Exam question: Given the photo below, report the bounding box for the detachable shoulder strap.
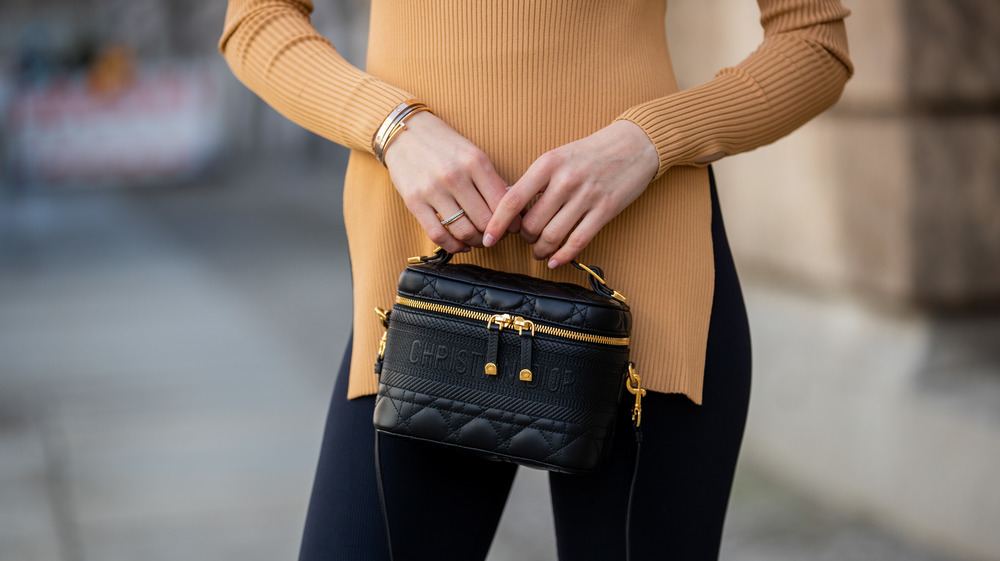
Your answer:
[624,363,645,561]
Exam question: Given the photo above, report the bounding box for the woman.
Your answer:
[219,1,852,559]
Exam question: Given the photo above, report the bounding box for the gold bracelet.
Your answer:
[378,104,424,153]
[374,103,429,163]
[377,106,432,165]
[372,99,421,156]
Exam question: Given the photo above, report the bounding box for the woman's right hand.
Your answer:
[383,111,516,254]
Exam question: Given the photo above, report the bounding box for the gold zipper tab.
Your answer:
[512,316,535,336]
[487,313,512,331]
[394,295,628,346]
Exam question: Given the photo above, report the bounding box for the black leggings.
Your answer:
[299,169,752,561]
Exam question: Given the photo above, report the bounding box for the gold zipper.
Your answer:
[394,295,629,346]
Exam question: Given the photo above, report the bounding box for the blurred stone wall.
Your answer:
[668,0,1000,310]
[904,2,1000,307]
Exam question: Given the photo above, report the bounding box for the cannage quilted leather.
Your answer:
[373,260,632,473]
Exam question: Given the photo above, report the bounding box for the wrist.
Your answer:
[611,120,658,182]
[372,100,433,165]
[382,111,437,167]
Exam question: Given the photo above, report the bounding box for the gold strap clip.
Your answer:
[625,363,646,428]
[375,307,390,360]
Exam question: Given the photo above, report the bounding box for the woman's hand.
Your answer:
[383,111,515,254]
[482,120,658,268]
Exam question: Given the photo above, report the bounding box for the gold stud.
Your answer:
[485,363,497,375]
[519,369,532,382]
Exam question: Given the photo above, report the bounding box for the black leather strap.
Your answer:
[414,247,624,302]
[412,247,453,265]
[518,335,532,382]
[485,327,500,375]
[374,432,395,561]
[625,424,643,561]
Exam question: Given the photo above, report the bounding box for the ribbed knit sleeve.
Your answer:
[218,0,416,154]
[617,0,853,180]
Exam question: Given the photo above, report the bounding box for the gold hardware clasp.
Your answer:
[487,313,512,330]
[375,307,389,327]
[377,332,387,361]
[625,363,646,427]
[512,317,535,336]
[374,307,390,360]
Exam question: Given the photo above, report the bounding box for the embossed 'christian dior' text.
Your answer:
[407,339,575,393]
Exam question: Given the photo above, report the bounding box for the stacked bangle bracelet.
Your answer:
[372,100,433,166]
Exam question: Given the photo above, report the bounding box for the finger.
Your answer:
[530,199,587,260]
[518,184,568,246]
[443,216,483,247]
[469,161,522,235]
[484,166,549,246]
[468,156,508,214]
[451,186,493,235]
[547,211,608,269]
[430,182,483,246]
[436,204,483,247]
[413,204,468,254]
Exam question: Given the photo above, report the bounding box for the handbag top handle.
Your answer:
[408,247,627,303]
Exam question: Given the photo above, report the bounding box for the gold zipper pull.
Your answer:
[485,327,500,375]
[518,333,533,382]
[487,313,512,331]
[512,317,535,336]
[484,314,508,375]
[511,317,535,382]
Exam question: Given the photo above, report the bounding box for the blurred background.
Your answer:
[0,0,997,560]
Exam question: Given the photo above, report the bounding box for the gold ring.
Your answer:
[440,209,466,226]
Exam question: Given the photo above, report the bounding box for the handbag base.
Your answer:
[374,375,621,473]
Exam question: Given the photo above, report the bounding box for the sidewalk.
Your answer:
[0,159,965,561]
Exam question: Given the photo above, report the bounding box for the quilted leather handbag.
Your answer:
[372,248,645,473]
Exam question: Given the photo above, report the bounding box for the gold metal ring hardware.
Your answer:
[375,307,389,327]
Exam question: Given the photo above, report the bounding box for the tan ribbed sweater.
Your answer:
[220,0,852,403]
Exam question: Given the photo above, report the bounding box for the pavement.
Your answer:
[0,155,968,560]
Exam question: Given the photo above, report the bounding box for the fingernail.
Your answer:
[505,185,513,191]
[483,233,496,247]
[548,258,559,269]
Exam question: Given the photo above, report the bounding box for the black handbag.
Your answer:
[372,248,646,474]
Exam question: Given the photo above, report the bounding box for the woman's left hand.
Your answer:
[482,120,659,268]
